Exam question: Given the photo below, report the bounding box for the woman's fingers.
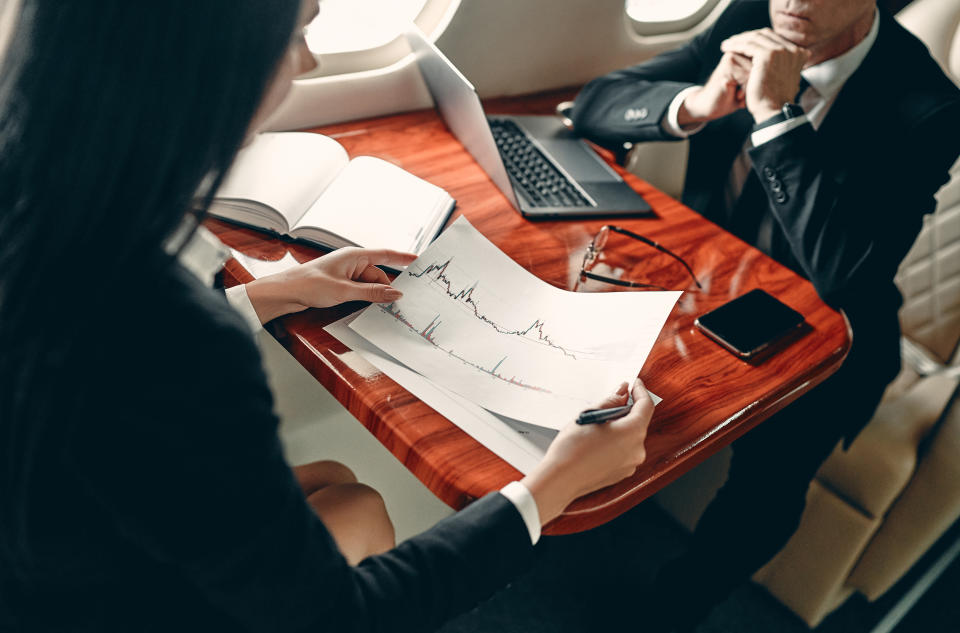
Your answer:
[358,249,418,270]
[357,265,390,285]
[591,381,630,410]
[630,378,655,412]
[611,379,655,433]
[344,281,403,303]
[587,378,654,414]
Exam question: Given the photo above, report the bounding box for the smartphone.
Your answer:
[694,289,805,359]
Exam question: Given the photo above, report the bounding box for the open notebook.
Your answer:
[210,132,455,254]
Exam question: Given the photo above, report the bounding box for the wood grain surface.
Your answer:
[209,88,850,534]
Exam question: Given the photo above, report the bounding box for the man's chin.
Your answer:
[772,23,814,47]
[773,11,816,41]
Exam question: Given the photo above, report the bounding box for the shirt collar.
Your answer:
[801,7,879,102]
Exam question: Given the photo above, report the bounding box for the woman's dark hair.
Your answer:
[0,0,302,570]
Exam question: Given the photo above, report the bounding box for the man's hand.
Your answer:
[677,52,750,127]
[520,379,655,525]
[244,248,418,324]
[720,28,811,123]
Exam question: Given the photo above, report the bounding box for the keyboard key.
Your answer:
[488,119,590,208]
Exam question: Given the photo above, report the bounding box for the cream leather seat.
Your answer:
[654,0,960,626]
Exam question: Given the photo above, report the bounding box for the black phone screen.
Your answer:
[695,289,804,357]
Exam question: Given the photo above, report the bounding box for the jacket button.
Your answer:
[770,180,783,193]
[774,191,788,204]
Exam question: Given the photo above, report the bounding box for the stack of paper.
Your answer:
[325,217,680,473]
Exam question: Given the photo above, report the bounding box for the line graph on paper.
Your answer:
[379,302,551,393]
[349,217,681,430]
[403,257,596,361]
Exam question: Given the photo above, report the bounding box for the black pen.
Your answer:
[576,394,635,425]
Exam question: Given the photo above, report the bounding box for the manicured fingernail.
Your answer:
[385,289,403,300]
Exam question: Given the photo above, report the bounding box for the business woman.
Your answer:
[0,2,654,631]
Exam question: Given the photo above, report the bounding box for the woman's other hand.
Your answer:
[244,247,417,324]
[520,379,655,526]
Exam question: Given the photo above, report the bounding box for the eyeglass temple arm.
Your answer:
[580,270,668,291]
[606,225,703,289]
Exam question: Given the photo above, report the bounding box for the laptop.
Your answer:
[404,27,651,219]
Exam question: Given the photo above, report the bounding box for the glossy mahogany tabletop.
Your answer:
[208,88,850,534]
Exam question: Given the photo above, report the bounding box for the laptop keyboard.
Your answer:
[488,119,592,208]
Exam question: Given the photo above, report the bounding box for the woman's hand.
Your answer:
[520,379,654,526]
[244,248,418,324]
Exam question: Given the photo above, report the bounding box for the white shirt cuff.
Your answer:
[751,114,810,147]
[225,284,263,333]
[499,481,541,546]
[662,86,706,138]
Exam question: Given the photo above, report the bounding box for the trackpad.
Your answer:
[510,115,621,182]
[540,138,621,181]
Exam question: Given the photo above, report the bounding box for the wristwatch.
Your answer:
[753,102,805,132]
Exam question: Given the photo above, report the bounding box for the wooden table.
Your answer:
[209,88,850,534]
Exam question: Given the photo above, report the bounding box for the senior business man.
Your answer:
[573,0,960,629]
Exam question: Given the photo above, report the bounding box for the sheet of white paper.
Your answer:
[326,313,662,475]
[326,313,549,474]
[349,217,680,429]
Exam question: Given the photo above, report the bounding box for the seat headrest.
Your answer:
[897,0,960,84]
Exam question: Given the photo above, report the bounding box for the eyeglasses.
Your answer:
[576,225,703,291]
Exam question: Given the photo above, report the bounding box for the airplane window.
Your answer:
[625,0,726,35]
[626,0,712,22]
[306,0,429,54]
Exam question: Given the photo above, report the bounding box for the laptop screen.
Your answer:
[404,26,520,210]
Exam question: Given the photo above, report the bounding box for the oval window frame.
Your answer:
[295,0,457,80]
[626,0,728,37]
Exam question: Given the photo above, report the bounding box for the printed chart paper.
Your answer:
[327,313,552,474]
[349,217,680,429]
[328,313,661,474]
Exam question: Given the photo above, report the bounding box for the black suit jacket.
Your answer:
[572,0,960,437]
[0,259,533,633]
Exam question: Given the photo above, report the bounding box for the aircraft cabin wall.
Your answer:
[265,0,735,132]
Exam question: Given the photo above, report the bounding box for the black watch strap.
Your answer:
[753,102,806,132]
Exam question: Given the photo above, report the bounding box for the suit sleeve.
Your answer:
[570,19,726,154]
[67,297,534,633]
[746,102,960,312]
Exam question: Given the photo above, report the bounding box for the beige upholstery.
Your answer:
[655,0,960,627]
[747,366,960,625]
[898,0,960,85]
[896,150,960,363]
[848,396,960,598]
[815,372,959,519]
[753,481,879,624]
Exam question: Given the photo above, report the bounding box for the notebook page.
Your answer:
[216,132,349,230]
[295,156,451,252]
